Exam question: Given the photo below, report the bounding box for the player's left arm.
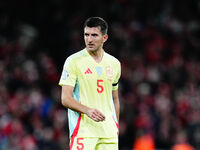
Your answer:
[112,60,121,123]
[112,89,120,123]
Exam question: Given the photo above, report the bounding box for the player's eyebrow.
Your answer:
[84,33,99,36]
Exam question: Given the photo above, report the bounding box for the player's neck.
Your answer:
[87,49,104,63]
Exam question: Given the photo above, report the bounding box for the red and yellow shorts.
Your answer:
[70,136,118,150]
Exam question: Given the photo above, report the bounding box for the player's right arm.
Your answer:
[61,85,105,122]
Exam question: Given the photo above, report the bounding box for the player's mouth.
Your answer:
[88,44,94,48]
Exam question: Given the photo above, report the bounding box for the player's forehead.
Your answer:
[84,26,102,34]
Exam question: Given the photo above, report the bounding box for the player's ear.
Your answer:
[103,34,108,43]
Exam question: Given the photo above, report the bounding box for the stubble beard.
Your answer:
[87,46,98,52]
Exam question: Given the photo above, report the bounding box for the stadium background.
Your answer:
[0,0,200,149]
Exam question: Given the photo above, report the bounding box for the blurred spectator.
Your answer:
[171,130,195,150]
[133,130,155,150]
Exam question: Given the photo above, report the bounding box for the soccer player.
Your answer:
[59,17,121,150]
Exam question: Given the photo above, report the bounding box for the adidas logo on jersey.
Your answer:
[85,68,92,74]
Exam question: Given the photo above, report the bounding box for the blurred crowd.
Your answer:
[1,0,200,150]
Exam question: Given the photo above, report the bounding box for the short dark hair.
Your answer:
[84,17,108,35]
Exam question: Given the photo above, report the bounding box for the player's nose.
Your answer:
[88,35,93,42]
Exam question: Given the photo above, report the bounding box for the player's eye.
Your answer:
[92,34,98,37]
[84,33,89,37]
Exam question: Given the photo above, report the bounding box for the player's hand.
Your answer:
[86,108,105,122]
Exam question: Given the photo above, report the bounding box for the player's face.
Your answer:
[84,26,108,52]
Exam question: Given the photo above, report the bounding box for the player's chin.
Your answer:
[87,47,96,52]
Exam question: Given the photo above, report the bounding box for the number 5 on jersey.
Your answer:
[97,80,104,93]
[77,138,84,150]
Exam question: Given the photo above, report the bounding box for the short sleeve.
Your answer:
[59,57,77,87]
[112,61,121,91]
